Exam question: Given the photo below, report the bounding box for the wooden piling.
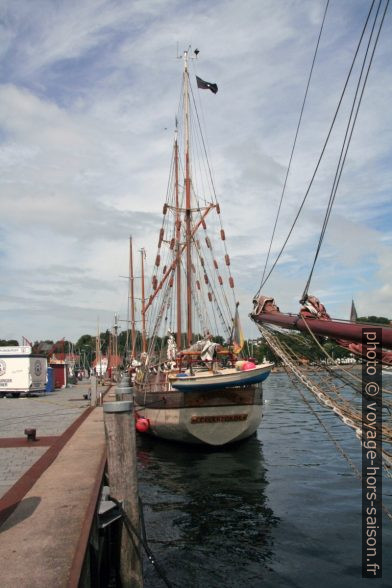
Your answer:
[90,375,97,406]
[115,377,133,402]
[103,401,143,587]
[116,390,133,402]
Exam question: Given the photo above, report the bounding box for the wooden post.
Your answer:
[115,375,133,402]
[90,375,97,406]
[103,401,143,587]
[116,390,133,402]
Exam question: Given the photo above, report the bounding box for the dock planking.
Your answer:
[0,382,112,587]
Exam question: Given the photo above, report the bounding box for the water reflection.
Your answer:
[137,434,279,587]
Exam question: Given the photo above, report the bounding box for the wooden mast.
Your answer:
[174,122,182,349]
[143,205,215,314]
[140,248,147,353]
[108,329,112,370]
[129,237,136,359]
[96,318,101,376]
[184,49,192,346]
[113,313,118,372]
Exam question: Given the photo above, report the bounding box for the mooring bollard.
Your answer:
[103,400,143,587]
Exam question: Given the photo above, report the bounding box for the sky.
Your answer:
[0,0,391,344]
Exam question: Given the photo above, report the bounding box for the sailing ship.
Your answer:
[131,48,273,446]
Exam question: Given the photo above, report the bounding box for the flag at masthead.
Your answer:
[196,76,218,94]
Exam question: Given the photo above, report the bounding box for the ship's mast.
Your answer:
[129,236,136,358]
[183,49,192,346]
[140,248,147,353]
[113,313,118,367]
[174,122,182,349]
[96,318,101,376]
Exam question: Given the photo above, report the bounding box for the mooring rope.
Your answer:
[109,495,175,588]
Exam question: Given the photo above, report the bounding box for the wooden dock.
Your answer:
[0,382,113,587]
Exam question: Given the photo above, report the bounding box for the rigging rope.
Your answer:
[301,0,390,300]
[255,0,377,296]
[260,0,330,288]
[145,62,238,349]
[282,365,392,521]
[300,313,392,398]
[109,496,175,588]
[190,81,237,310]
[256,323,392,471]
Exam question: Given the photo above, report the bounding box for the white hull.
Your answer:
[135,383,264,445]
[137,404,263,445]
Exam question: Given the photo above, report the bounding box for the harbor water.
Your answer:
[137,372,392,587]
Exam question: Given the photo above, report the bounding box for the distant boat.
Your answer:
[132,48,272,446]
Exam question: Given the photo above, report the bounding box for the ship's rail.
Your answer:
[133,383,262,409]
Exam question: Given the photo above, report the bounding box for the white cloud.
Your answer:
[0,0,391,343]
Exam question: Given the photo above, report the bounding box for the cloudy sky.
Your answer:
[0,0,391,344]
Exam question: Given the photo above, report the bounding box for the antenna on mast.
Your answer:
[178,45,199,62]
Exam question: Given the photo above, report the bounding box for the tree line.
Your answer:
[1,315,390,366]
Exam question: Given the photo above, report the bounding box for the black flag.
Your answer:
[196,76,218,94]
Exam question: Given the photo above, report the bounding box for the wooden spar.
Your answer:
[175,127,182,349]
[143,204,215,314]
[251,312,392,349]
[184,49,192,346]
[140,248,147,353]
[129,237,136,358]
[113,313,119,372]
[108,330,112,369]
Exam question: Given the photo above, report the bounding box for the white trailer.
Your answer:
[0,346,47,398]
